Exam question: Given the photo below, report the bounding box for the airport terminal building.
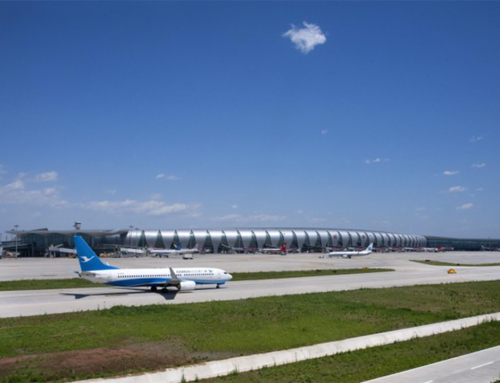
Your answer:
[5,228,427,257]
[4,228,500,257]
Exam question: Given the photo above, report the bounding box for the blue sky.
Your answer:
[0,1,499,238]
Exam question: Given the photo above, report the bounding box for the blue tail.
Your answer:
[175,242,182,251]
[74,236,118,272]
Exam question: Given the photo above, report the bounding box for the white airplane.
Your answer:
[327,243,374,258]
[261,243,287,254]
[74,236,232,292]
[149,243,200,257]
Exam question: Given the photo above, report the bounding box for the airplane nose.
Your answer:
[228,273,233,280]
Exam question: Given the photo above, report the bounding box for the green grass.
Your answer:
[411,259,500,267]
[2,281,500,358]
[0,268,393,291]
[2,280,500,381]
[230,268,393,281]
[209,321,500,382]
[0,278,97,291]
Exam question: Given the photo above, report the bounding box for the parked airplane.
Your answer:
[261,243,287,254]
[74,236,232,292]
[327,243,374,258]
[149,243,199,257]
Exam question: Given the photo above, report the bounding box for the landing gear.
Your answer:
[216,284,220,289]
[150,286,157,292]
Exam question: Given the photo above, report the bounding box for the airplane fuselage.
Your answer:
[327,244,373,258]
[81,267,231,288]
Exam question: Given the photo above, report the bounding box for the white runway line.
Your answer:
[470,361,494,370]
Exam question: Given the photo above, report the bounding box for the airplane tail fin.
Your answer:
[175,243,182,251]
[367,243,374,252]
[74,236,118,272]
[280,242,287,252]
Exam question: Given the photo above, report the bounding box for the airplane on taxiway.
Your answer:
[74,236,232,292]
[327,243,374,259]
[261,243,288,254]
[148,243,200,257]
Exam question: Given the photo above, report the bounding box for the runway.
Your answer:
[1,263,500,318]
[365,345,500,383]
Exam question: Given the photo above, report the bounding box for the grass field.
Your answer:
[208,321,500,383]
[0,268,393,291]
[1,280,500,381]
[411,259,500,267]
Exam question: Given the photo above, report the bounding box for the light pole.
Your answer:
[14,225,19,257]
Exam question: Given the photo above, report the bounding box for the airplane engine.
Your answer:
[343,254,351,259]
[178,281,196,291]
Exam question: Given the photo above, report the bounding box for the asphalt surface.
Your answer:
[1,252,500,317]
[1,250,500,281]
[364,345,500,383]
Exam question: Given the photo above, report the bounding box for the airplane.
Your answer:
[149,243,200,258]
[421,246,442,253]
[327,243,373,258]
[261,243,287,255]
[74,236,232,292]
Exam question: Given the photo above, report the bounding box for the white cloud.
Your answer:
[456,203,473,210]
[365,158,389,165]
[297,210,304,214]
[469,135,484,143]
[35,171,58,182]
[471,163,486,168]
[283,22,326,54]
[447,186,466,193]
[231,205,238,210]
[476,187,484,192]
[156,173,179,181]
[84,199,193,216]
[0,179,68,208]
[443,171,459,176]
[104,188,117,195]
[321,129,328,135]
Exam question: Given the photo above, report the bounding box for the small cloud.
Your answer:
[84,199,194,216]
[283,22,326,54]
[471,163,486,168]
[456,203,473,210]
[443,171,459,176]
[105,188,117,195]
[297,210,304,214]
[476,187,484,192]
[469,135,484,143]
[35,171,58,182]
[447,186,466,193]
[231,205,238,210]
[156,174,179,181]
[321,129,328,135]
[365,158,389,165]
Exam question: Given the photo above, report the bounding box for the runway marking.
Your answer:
[470,361,494,370]
[423,380,433,383]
